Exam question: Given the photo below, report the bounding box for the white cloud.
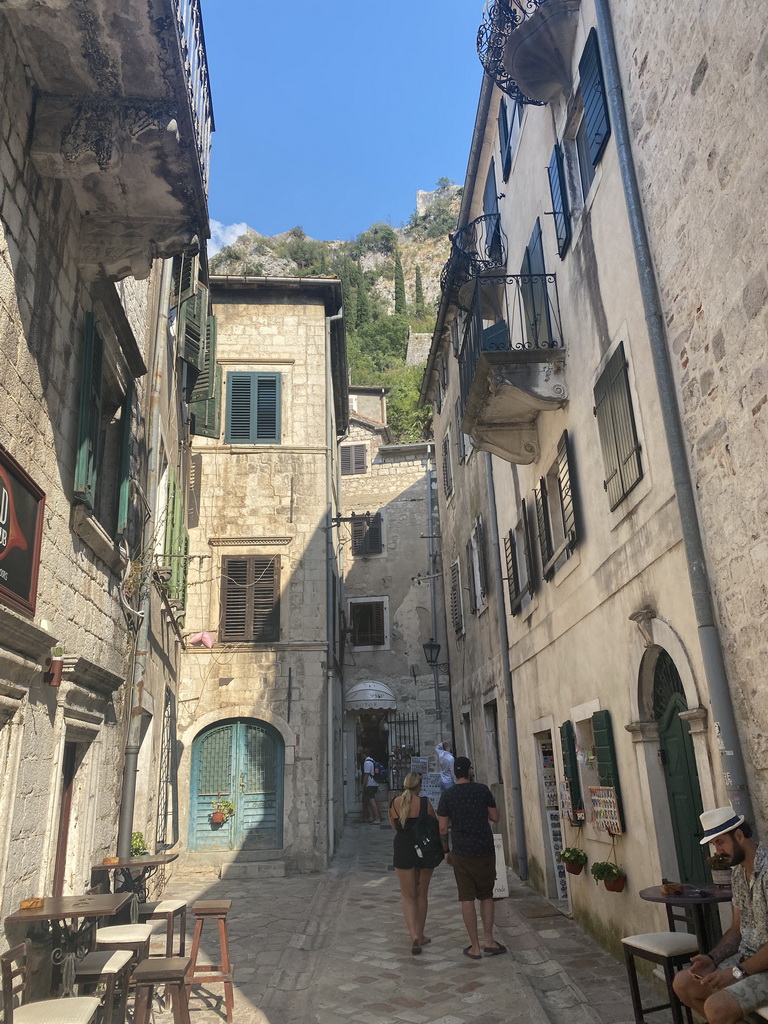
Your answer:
[208,219,250,257]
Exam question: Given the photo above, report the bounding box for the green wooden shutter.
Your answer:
[226,372,254,443]
[189,315,217,405]
[556,430,577,550]
[190,363,222,439]
[534,477,553,576]
[170,253,198,308]
[547,143,571,259]
[116,382,133,537]
[178,282,208,373]
[255,374,281,443]
[74,313,103,510]
[594,343,642,510]
[578,28,611,167]
[498,99,512,182]
[592,709,625,832]
[559,720,584,822]
[520,498,534,596]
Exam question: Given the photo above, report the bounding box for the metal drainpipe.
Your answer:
[594,0,751,817]
[326,311,343,857]
[426,446,444,736]
[117,258,172,859]
[485,452,528,879]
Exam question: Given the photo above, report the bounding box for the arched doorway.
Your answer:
[652,651,709,883]
[190,718,284,852]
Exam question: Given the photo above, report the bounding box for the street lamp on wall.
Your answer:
[423,638,441,667]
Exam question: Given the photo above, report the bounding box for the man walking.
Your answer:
[674,806,768,1023]
[361,749,381,824]
[437,756,507,959]
[436,740,455,792]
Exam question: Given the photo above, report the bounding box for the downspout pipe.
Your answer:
[117,258,172,859]
[485,452,528,879]
[594,0,751,818]
[326,310,343,857]
[425,445,446,740]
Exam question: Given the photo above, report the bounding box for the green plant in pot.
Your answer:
[590,860,626,892]
[210,796,236,825]
[130,832,149,857]
[558,847,588,875]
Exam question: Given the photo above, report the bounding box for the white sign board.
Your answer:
[420,772,442,806]
[546,809,568,899]
[492,834,509,898]
[410,757,429,776]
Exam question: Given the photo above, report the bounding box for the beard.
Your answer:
[726,842,746,866]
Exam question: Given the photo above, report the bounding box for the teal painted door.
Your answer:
[190,719,283,851]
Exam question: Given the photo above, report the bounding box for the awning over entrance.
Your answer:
[345,680,397,711]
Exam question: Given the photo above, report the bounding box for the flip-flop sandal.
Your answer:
[411,941,422,955]
[463,946,482,960]
[419,938,431,945]
[483,944,508,955]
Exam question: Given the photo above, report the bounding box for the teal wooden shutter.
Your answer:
[225,372,281,444]
[226,373,254,443]
[116,382,133,537]
[74,313,103,509]
[559,720,584,822]
[593,343,642,509]
[178,282,208,373]
[547,143,571,259]
[592,709,625,831]
[578,28,611,167]
[191,363,222,439]
[255,374,281,443]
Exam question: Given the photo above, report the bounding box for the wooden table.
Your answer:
[92,853,179,903]
[5,892,132,994]
[639,884,732,952]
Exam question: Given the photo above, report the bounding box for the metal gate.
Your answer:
[387,713,420,792]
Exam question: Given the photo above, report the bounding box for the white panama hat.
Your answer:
[699,805,745,845]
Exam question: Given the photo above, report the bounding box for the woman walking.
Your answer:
[389,772,441,955]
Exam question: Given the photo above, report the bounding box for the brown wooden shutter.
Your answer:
[466,540,477,613]
[365,513,383,555]
[504,528,520,609]
[534,477,553,576]
[252,556,280,642]
[220,557,249,642]
[450,562,463,633]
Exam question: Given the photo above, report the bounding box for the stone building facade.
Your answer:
[0,0,212,933]
[178,276,349,875]
[340,388,450,812]
[422,0,753,955]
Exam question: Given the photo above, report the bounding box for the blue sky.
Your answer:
[203,0,484,252]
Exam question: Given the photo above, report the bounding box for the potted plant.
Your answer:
[590,860,626,892]
[708,853,732,886]
[210,796,236,825]
[558,847,588,875]
[130,832,149,857]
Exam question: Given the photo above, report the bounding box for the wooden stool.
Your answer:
[138,899,187,957]
[622,932,697,1024]
[188,900,234,1023]
[133,957,191,1024]
[75,949,133,1024]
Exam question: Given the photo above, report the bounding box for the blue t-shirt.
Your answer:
[437,781,496,857]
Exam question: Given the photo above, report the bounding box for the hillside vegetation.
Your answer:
[209,182,461,442]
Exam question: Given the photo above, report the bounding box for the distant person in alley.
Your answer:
[438,756,507,960]
[361,749,381,824]
[436,740,455,791]
[674,805,768,1023]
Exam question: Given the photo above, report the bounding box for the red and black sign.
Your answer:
[0,444,45,617]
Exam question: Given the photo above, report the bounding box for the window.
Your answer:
[220,555,280,643]
[466,516,489,614]
[559,719,585,823]
[348,598,388,648]
[340,444,367,476]
[534,431,578,580]
[225,372,282,444]
[547,143,571,259]
[560,709,624,832]
[189,315,221,439]
[504,499,534,615]
[484,701,502,783]
[571,28,611,204]
[449,560,464,635]
[520,220,553,349]
[455,400,471,463]
[498,95,523,182]
[74,312,133,539]
[441,433,453,497]
[351,513,383,556]
[594,342,643,509]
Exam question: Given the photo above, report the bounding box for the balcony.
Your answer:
[458,274,567,464]
[2,0,212,280]
[440,213,507,312]
[477,0,581,104]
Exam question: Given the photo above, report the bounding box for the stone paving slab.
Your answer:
[141,822,674,1024]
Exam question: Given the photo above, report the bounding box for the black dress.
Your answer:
[392,796,428,870]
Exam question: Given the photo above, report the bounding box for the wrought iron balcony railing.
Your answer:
[459,273,564,416]
[174,0,213,196]
[440,213,507,312]
[477,0,548,104]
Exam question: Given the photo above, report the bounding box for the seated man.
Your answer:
[674,806,768,1024]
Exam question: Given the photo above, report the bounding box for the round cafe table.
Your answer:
[639,884,732,952]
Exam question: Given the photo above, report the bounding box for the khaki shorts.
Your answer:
[450,853,496,901]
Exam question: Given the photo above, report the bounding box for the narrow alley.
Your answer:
[157,822,672,1024]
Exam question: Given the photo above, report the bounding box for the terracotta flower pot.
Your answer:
[211,811,225,824]
[565,861,585,875]
[604,877,626,892]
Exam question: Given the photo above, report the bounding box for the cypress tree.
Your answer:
[355,262,371,327]
[394,249,406,315]
[414,264,425,315]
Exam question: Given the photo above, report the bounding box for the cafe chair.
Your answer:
[94,922,152,966]
[0,941,101,1024]
[74,949,133,1024]
[137,898,187,956]
[621,930,697,1024]
[132,956,192,1024]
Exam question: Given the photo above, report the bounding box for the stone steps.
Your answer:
[176,851,286,880]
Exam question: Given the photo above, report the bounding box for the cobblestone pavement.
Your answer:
[150,822,673,1024]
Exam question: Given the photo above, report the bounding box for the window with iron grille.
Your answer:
[449,560,463,635]
[351,513,383,556]
[441,433,453,497]
[220,555,280,643]
[593,342,642,510]
[349,599,388,647]
[341,444,367,476]
[534,431,578,580]
[504,499,534,615]
[225,372,281,444]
